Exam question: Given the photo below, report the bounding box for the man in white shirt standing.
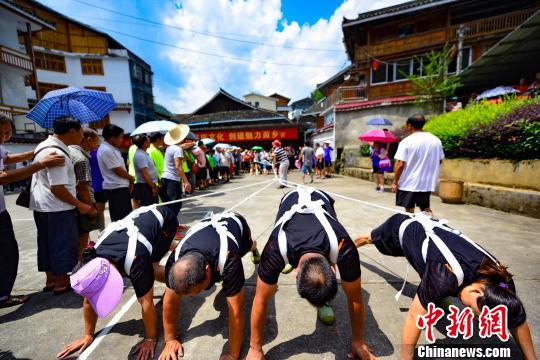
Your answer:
[31,116,97,295]
[97,124,134,222]
[392,114,445,215]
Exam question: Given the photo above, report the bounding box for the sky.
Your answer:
[39,0,409,114]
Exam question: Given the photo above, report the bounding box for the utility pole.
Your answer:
[456,24,470,74]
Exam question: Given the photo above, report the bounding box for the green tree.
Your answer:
[405,43,462,109]
[310,89,325,102]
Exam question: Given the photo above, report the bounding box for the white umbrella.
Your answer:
[130,120,178,136]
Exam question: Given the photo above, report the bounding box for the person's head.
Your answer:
[459,259,526,329]
[0,114,13,144]
[323,143,328,148]
[53,116,83,146]
[296,254,337,307]
[132,134,150,150]
[519,78,527,85]
[81,128,100,152]
[102,124,124,147]
[405,114,426,132]
[148,132,165,147]
[272,139,281,148]
[315,143,320,148]
[168,252,211,296]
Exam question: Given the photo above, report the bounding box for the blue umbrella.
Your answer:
[27,86,116,128]
[366,117,393,126]
[475,86,519,101]
[201,138,215,146]
[130,120,177,135]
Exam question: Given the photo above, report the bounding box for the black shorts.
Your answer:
[324,160,332,167]
[316,160,324,170]
[372,166,385,174]
[220,166,230,174]
[94,191,107,203]
[396,190,431,210]
[197,167,207,182]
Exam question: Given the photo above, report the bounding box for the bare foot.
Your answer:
[354,234,372,248]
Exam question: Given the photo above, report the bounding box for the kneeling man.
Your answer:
[160,212,259,360]
[246,187,375,360]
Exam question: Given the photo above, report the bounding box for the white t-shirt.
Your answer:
[30,136,76,212]
[162,145,184,182]
[315,147,324,157]
[219,152,230,167]
[0,146,7,213]
[97,141,129,190]
[394,131,445,192]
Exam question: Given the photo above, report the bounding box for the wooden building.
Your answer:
[187,89,296,148]
[10,0,156,132]
[330,0,540,156]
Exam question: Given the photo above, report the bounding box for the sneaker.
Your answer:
[281,264,293,274]
[317,304,335,325]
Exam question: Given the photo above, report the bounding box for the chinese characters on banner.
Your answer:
[195,128,298,143]
[417,303,508,343]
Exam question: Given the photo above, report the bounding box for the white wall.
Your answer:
[35,51,136,131]
[0,8,24,50]
[244,94,277,112]
[0,64,28,108]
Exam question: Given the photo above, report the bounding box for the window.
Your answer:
[35,52,66,72]
[397,24,414,38]
[145,94,153,107]
[254,101,260,107]
[371,63,389,84]
[447,47,472,73]
[324,112,334,125]
[39,82,68,97]
[133,64,143,81]
[394,60,411,81]
[81,59,104,75]
[144,71,152,86]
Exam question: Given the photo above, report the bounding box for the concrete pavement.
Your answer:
[0,172,538,359]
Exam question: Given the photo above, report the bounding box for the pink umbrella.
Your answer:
[358,129,398,143]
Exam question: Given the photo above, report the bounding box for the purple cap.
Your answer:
[70,257,124,318]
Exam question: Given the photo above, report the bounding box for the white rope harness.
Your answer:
[274,187,339,266]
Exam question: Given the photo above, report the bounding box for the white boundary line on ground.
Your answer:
[78,295,138,360]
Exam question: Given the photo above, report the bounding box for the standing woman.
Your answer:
[272,139,289,188]
[354,213,536,360]
[133,135,159,206]
[97,124,134,222]
[371,141,390,192]
[161,125,191,218]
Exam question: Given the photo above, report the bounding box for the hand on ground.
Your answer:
[158,339,184,360]
[348,341,377,360]
[132,339,157,360]
[244,347,264,360]
[56,335,93,359]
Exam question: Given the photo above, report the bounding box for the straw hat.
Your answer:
[164,124,190,145]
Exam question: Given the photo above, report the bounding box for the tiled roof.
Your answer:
[335,96,416,112]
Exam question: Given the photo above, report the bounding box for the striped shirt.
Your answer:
[274,147,288,164]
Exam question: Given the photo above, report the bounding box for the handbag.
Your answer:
[379,158,393,171]
[16,145,70,208]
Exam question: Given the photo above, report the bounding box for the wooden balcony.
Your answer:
[0,46,33,72]
[316,85,368,113]
[370,29,448,58]
[0,103,29,120]
[451,8,538,40]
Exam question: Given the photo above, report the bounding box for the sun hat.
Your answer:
[164,124,190,146]
[272,139,281,147]
[70,257,124,318]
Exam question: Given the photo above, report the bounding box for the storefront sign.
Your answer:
[195,127,297,142]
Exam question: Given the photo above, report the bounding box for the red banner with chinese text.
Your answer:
[195,127,297,143]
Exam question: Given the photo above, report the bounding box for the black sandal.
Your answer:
[0,295,30,308]
[53,286,73,295]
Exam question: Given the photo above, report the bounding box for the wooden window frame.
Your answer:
[35,52,66,73]
[38,82,68,97]
[80,58,104,75]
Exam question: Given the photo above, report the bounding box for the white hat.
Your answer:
[164,124,190,146]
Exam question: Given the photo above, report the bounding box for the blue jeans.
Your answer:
[34,209,78,276]
[160,178,183,218]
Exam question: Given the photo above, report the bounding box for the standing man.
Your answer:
[192,140,208,190]
[246,188,375,360]
[299,141,314,184]
[323,142,333,177]
[161,124,191,217]
[147,132,165,180]
[31,116,97,295]
[392,114,444,215]
[272,139,289,188]
[97,124,134,222]
[0,115,65,307]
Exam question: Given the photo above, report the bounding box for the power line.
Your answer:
[72,0,343,52]
[96,26,344,69]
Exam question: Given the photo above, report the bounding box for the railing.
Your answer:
[0,103,29,120]
[370,29,448,57]
[0,46,33,72]
[313,85,368,114]
[451,8,538,39]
